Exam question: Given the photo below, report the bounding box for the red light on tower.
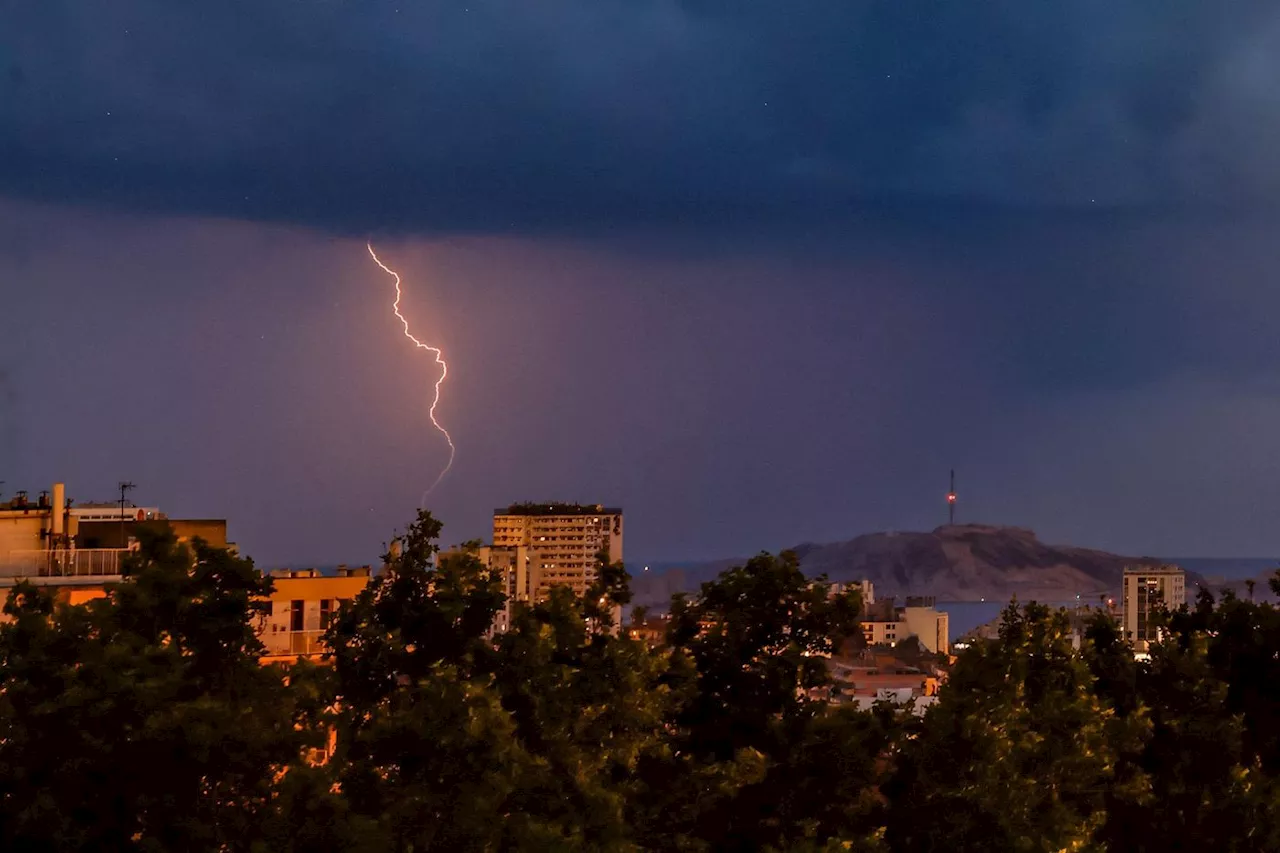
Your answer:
[947,469,956,525]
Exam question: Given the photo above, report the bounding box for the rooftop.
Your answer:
[1123,564,1185,576]
[495,502,622,517]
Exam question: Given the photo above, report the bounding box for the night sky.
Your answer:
[4,3,1280,566]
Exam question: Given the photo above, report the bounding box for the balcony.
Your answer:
[260,629,328,658]
[0,549,128,580]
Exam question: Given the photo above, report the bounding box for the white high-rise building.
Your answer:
[1121,565,1185,653]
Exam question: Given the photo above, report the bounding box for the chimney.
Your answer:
[51,484,65,539]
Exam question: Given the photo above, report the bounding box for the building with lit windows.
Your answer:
[492,503,622,599]
[1122,565,1185,653]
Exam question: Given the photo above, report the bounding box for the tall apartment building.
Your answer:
[1122,565,1186,653]
[492,503,622,599]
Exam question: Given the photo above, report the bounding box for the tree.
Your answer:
[885,602,1143,853]
[21,508,1280,850]
[1083,610,1142,716]
[323,510,520,850]
[636,551,880,851]
[324,514,667,850]
[665,551,862,761]
[1091,586,1280,851]
[0,527,309,851]
[486,589,668,849]
[461,546,672,849]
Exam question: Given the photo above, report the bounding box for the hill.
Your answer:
[631,524,1186,609]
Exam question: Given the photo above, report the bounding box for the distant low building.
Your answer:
[860,595,950,654]
[826,653,942,714]
[843,694,939,716]
[830,579,875,608]
[626,614,669,646]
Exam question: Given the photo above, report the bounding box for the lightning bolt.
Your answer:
[367,243,456,504]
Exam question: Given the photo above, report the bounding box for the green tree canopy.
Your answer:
[640,551,881,851]
[9,513,1280,851]
[0,528,309,851]
[885,602,1144,853]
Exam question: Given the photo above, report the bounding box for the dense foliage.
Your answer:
[3,512,1280,850]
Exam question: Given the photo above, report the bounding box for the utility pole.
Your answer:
[118,481,136,548]
[947,469,957,525]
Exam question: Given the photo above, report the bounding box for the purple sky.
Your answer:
[3,3,1280,565]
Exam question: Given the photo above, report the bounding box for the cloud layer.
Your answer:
[3,2,1280,231]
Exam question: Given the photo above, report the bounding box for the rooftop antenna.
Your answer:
[947,469,957,525]
[118,481,136,546]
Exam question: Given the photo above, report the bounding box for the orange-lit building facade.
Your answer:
[2,566,374,665]
[1,482,374,664]
[258,568,373,662]
[1,482,231,582]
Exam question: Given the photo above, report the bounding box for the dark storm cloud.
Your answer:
[2,1,1280,232]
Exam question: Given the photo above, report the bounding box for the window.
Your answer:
[319,599,334,629]
[290,600,304,632]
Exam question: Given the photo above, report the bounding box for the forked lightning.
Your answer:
[367,243,455,503]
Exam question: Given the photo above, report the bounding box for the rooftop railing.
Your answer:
[0,549,128,579]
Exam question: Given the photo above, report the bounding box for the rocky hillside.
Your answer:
[793,524,1163,600]
[632,524,1183,609]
